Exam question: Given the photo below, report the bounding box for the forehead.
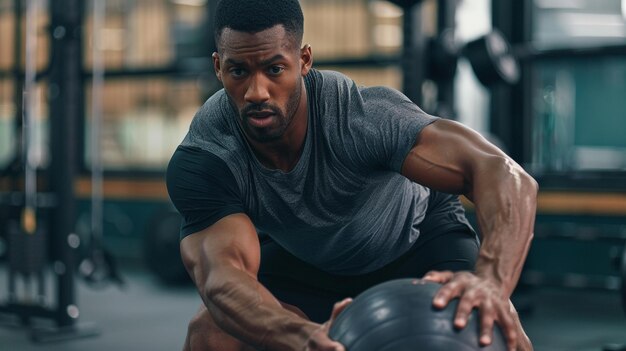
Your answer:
[219,25,298,61]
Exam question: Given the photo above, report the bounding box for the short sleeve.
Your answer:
[355,86,439,172]
[316,70,440,173]
[166,146,245,238]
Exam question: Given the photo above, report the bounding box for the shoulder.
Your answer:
[360,85,411,104]
[167,145,231,181]
[305,69,358,96]
[166,146,242,207]
[359,86,438,125]
[184,89,234,148]
[180,89,248,164]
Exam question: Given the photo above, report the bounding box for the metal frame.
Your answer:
[0,0,98,341]
[491,0,531,165]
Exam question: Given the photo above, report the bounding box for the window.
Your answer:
[0,2,15,70]
[0,79,15,167]
[0,1,50,170]
[533,0,626,48]
[529,0,626,173]
[83,0,213,171]
[85,78,203,170]
[531,57,626,171]
[455,0,492,133]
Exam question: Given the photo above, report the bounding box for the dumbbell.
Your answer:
[428,29,520,87]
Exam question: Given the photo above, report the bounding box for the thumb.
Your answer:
[330,298,353,322]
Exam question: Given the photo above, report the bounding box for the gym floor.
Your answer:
[0,264,625,351]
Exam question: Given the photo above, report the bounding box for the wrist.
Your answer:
[474,256,514,297]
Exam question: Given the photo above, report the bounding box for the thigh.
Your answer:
[257,230,479,322]
[389,229,480,276]
[329,229,480,294]
[258,238,344,323]
[184,304,256,351]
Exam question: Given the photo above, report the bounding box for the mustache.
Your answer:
[242,103,280,116]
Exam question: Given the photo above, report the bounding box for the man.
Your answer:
[166,0,537,350]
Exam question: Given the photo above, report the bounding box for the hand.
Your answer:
[423,270,531,351]
[303,298,352,351]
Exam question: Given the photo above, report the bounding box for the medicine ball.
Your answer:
[329,279,507,351]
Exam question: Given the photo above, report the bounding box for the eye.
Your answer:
[268,65,285,76]
[229,67,246,78]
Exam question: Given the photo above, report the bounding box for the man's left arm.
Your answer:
[400,119,537,350]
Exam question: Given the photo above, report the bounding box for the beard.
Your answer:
[228,78,303,143]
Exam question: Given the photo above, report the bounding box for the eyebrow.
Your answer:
[224,54,287,67]
[259,54,287,66]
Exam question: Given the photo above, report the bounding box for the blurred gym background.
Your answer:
[1,0,626,350]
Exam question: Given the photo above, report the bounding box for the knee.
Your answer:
[185,306,220,351]
[185,305,254,351]
[188,305,210,335]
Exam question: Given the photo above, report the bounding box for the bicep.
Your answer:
[180,213,261,288]
[400,119,509,195]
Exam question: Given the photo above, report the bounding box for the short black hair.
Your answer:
[214,0,304,50]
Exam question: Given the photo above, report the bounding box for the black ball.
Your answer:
[329,279,507,351]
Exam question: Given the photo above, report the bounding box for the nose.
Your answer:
[244,73,270,105]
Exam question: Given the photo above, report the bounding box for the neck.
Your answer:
[247,81,308,172]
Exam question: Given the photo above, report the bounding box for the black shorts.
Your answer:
[258,230,479,323]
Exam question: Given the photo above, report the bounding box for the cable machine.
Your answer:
[0,0,103,342]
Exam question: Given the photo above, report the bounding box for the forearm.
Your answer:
[180,215,322,350]
[470,156,537,297]
[199,265,319,351]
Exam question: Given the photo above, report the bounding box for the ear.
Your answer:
[212,52,222,81]
[300,44,312,76]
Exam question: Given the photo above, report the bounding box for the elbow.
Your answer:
[180,245,198,282]
[519,171,537,244]
[522,170,539,199]
[497,156,539,197]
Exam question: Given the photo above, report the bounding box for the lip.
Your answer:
[247,112,276,128]
[246,110,275,118]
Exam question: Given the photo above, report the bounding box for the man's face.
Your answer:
[213,25,312,143]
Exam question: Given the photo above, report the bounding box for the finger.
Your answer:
[477,303,496,346]
[452,289,478,329]
[331,298,353,321]
[508,300,533,351]
[305,329,346,351]
[422,270,454,283]
[432,279,464,309]
[497,303,518,351]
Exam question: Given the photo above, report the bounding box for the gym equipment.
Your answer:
[329,279,507,351]
[464,30,520,86]
[5,0,49,316]
[0,0,99,342]
[428,29,520,87]
[77,0,124,289]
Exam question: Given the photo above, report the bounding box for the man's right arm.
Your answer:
[180,212,324,351]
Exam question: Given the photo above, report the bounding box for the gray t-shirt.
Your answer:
[167,69,472,275]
